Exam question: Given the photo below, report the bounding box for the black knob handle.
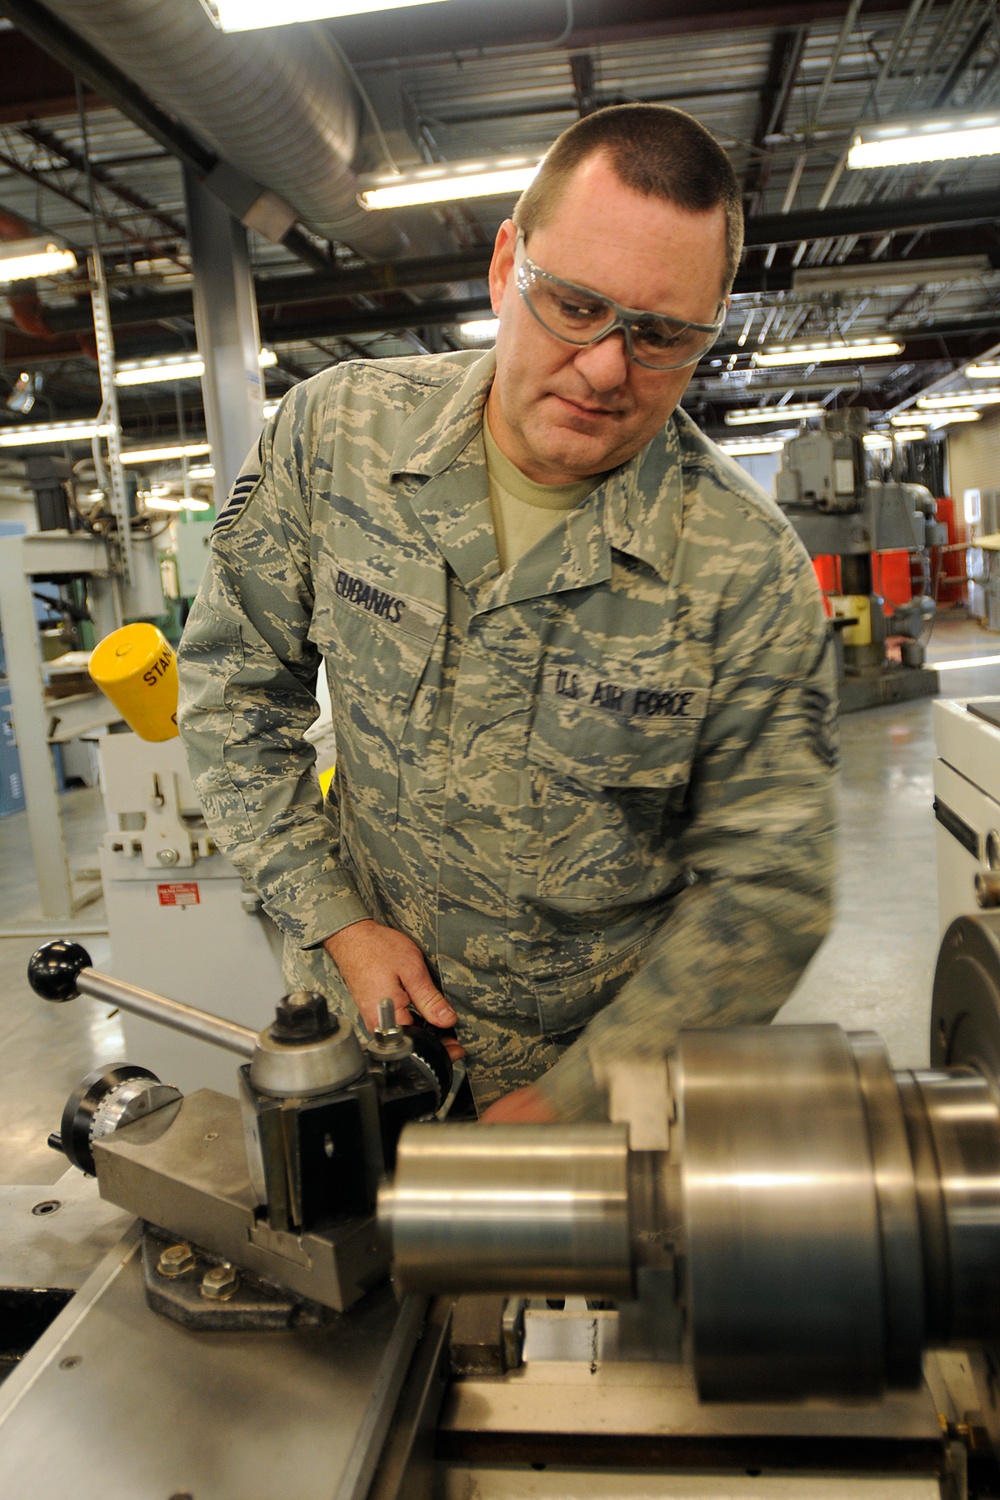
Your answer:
[28,940,92,1002]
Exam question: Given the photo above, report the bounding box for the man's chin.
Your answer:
[534,432,623,481]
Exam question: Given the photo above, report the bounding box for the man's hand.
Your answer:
[323,919,464,1059]
[480,1085,556,1123]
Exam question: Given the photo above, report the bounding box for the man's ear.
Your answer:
[489,219,518,315]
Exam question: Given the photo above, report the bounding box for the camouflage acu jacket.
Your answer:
[178,349,837,1119]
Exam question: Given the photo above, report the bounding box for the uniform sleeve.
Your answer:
[535,524,838,1121]
[176,386,370,948]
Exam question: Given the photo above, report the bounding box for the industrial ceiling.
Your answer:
[0,0,999,455]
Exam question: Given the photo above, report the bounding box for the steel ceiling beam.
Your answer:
[745,188,1000,246]
[19,120,188,245]
[20,201,1000,346]
[337,0,945,69]
[6,299,996,368]
[743,27,808,216]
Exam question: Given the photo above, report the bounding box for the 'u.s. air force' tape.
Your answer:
[213,470,261,534]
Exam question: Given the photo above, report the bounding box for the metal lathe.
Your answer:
[2,910,1000,1499]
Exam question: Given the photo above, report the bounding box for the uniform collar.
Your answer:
[601,411,686,583]
[392,349,687,587]
[390,350,495,477]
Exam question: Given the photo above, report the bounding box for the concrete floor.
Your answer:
[2,611,1000,1186]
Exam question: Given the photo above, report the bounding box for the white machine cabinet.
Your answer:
[99,733,284,1095]
[933,696,1000,934]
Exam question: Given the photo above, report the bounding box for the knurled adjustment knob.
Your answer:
[269,990,338,1044]
[28,940,92,1002]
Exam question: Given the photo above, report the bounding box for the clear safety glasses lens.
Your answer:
[515,245,723,371]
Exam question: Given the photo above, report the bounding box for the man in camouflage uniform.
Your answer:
[178,104,836,1123]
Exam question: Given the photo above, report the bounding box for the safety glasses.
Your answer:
[513,232,725,371]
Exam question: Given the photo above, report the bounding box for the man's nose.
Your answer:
[572,329,630,390]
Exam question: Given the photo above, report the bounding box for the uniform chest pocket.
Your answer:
[314,583,442,707]
[523,691,706,908]
[310,582,444,827]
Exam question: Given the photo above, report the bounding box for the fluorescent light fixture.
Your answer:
[968,363,1000,379]
[187,464,215,479]
[848,114,1000,170]
[0,420,113,447]
[891,409,981,428]
[141,493,182,512]
[720,438,786,455]
[918,390,1000,409]
[792,255,991,293]
[894,427,928,441]
[725,403,825,426]
[140,489,211,513]
[753,341,903,367]
[864,433,893,449]
[459,317,500,342]
[0,237,77,285]
[131,258,193,285]
[358,156,541,211]
[116,356,204,387]
[115,349,277,386]
[928,411,983,427]
[120,442,211,465]
[212,0,451,29]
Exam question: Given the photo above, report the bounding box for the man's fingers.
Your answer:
[399,960,457,1028]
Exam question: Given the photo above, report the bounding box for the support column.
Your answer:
[184,166,265,505]
[0,534,114,925]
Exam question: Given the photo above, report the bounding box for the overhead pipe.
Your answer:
[12,0,451,264]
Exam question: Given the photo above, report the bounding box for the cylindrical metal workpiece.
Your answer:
[911,1067,1000,1344]
[677,1026,896,1400]
[382,1124,632,1296]
[75,970,257,1058]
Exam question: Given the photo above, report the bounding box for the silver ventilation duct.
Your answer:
[38,0,430,261]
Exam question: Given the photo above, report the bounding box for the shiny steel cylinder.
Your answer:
[382,1124,632,1296]
[676,1026,921,1400]
[903,1068,1000,1344]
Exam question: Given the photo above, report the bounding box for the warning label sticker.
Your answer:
[157,882,200,907]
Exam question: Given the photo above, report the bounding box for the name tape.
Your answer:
[334,568,443,644]
[549,666,708,721]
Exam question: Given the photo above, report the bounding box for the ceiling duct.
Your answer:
[33,0,439,262]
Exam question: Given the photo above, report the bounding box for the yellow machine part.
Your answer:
[89,623,179,742]
[829,593,872,647]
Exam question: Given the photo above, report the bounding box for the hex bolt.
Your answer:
[270,989,336,1043]
[156,847,180,867]
[157,1242,196,1278]
[201,1263,240,1301]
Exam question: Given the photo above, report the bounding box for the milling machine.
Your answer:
[776,409,944,712]
[3,919,1000,1498]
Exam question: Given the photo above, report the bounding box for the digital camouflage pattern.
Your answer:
[177,349,837,1119]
